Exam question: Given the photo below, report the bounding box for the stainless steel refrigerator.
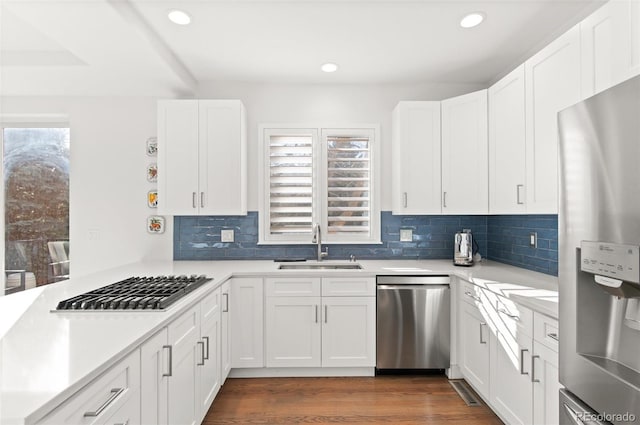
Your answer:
[558,74,640,424]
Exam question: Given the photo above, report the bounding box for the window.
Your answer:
[2,126,70,295]
[259,125,380,244]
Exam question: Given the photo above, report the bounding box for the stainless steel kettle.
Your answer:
[454,229,477,266]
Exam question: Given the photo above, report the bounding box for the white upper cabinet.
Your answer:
[391,101,442,214]
[489,65,527,214]
[525,25,581,214]
[581,0,640,98]
[157,99,247,216]
[441,89,488,214]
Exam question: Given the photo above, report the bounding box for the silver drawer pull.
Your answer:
[479,322,487,344]
[192,192,197,209]
[325,305,328,323]
[203,336,210,360]
[547,332,559,341]
[520,348,529,375]
[162,345,172,377]
[498,308,520,321]
[114,421,129,425]
[464,291,481,302]
[223,293,229,312]
[531,354,540,383]
[83,388,124,417]
[403,192,408,208]
[197,341,205,366]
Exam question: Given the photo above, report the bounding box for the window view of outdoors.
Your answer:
[3,127,70,295]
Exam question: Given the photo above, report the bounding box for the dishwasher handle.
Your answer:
[377,284,450,290]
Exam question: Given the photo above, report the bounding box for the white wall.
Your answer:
[0,96,173,279]
[197,81,486,211]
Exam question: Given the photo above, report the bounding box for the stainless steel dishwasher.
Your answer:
[376,275,450,370]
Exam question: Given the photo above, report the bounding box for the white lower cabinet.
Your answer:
[141,285,227,425]
[37,349,141,425]
[459,298,491,396]
[264,277,376,368]
[221,280,231,383]
[458,280,561,425]
[266,296,322,367]
[231,277,264,368]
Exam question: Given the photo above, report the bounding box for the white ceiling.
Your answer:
[0,0,605,96]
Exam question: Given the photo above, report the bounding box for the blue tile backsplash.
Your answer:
[174,212,558,276]
[486,215,558,276]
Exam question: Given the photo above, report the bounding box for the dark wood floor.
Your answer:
[203,376,503,424]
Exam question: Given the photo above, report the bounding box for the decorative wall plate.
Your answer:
[146,137,158,156]
[147,190,158,208]
[147,216,165,234]
[147,163,157,182]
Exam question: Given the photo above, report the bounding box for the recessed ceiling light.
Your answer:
[168,9,191,25]
[321,63,338,73]
[460,12,485,28]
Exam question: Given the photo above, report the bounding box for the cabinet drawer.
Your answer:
[496,296,533,337]
[460,280,484,306]
[266,277,321,297]
[534,312,559,352]
[38,349,140,425]
[322,277,375,296]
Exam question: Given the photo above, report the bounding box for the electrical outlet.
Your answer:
[529,232,538,248]
[400,228,413,242]
[221,229,234,242]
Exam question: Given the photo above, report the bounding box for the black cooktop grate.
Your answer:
[55,275,212,311]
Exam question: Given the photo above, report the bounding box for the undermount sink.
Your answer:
[278,263,363,270]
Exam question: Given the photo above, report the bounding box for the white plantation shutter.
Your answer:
[260,126,379,244]
[324,132,372,237]
[265,130,317,240]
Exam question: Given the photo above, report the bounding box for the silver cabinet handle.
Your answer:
[324,305,328,323]
[563,403,587,425]
[83,388,124,417]
[203,336,210,360]
[516,184,524,204]
[443,191,447,208]
[223,293,229,313]
[200,192,205,208]
[464,291,481,302]
[197,341,205,366]
[403,192,408,208]
[531,354,540,383]
[315,305,318,323]
[114,421,129,425]
[192,192,197,209]
[162,345,172,377]
[479,322,487,344]
[520,348,529,375]
[547,332,559,341]
[498,308,520,321]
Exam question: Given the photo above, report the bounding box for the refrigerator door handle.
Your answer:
[563,403,587,425]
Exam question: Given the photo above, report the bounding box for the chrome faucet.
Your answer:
[312,223,329,261]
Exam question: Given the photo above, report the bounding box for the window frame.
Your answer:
[258,124,380,245]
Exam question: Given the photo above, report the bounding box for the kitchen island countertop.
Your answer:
[0,259,557,425]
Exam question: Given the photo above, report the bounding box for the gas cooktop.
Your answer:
[54,275,213,311]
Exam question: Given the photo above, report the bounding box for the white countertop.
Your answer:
[0,259,558,424]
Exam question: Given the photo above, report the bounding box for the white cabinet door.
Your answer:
[140,328,169,425]
[489,65,527,214]
[157,99,247,216]
[231,278,264,368]
[459,299,490,396]
[391,101,442,214]
[198,100,247,215]
[525,25,581,213]
[221,280,231,383]
[321,297,376,367]
[490,331,533,425]
[581,0,640,98]
[441,89,488,214]
[533,340,561,425]
[167,305,201,425]
[157,100,200,215]
[198,288,221,421]
[266,296,321,368]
